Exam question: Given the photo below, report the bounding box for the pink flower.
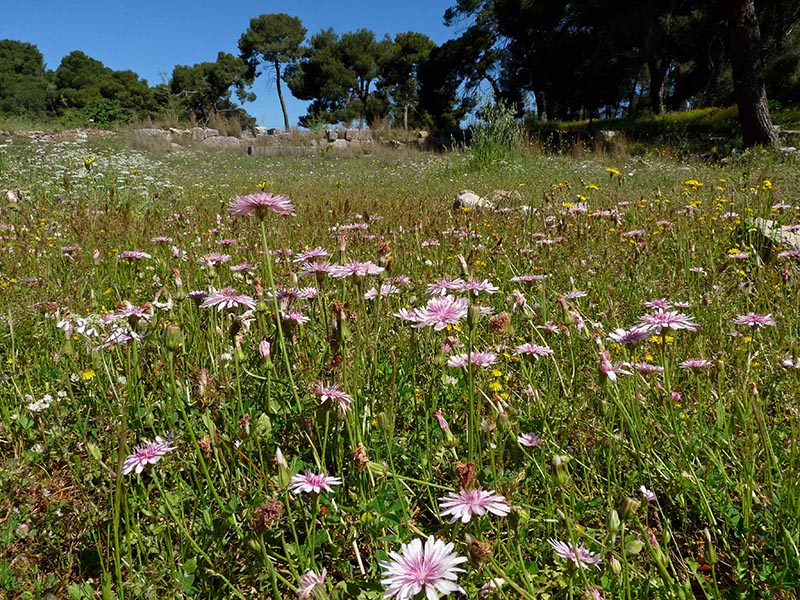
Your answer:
[733,313,776,328]
[296,568,326,599]
[640,486,657,502]
[426,277,465,297]
[679,358,714,371]
[329,260,384,280]
[228,192,295,218]
[517,432,543,447]
[380,536,467,600]
[122,435,176,475]
[515,343,554,360]
[548,538,602,569]
[314,382,353,412]
[117,250,151,260]
[456,278,500,296]
[608,327,651,345]
[293,247,330,263]
[447,351,497,369]
[200,288,257,311]
[636,310,698,335]
[439,487,510,523]
[397,296,470,331]
[289,471,342,494]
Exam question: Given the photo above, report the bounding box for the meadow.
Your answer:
[1,131,799,599]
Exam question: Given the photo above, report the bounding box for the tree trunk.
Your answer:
[403,103,409,131]
[647,57,667,116]
[728,0,778,147]
[274,61,290,132]
[535,90,548,122]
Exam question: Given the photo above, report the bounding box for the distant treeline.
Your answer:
[1,1,798,138]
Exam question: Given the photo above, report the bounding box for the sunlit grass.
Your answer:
[1,136,799,599]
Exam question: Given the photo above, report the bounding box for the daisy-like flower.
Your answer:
[293,247,330,263]
[199,252,231,266]
[398,295,470,331]
[733,313,776,328]
[118,250,152,260]
[509,274,548,283]
[517,432,543,447]
[426,277,465,297]
[380,535,467,600]
[515,343,554,360]
[314,382,353,412]
[644,298,672,310]
[447,351,498,369]
[296,567,326,599]
[364,283,400,300]
[631,362,664,375]
[636,310,698,335]
[781,357,800,369]
[479,578,506,597]
[640,486,657,502]
[563,290,587,300]
[122,435,176,475]
[329,260,384,281]
[439,487,510,523]
[456,278,500,296]
[228,192,295,218]
[289,471,342,494]
[548,538,602,569]
[679,358,714,371]
[200,288,257,311]
[299,260,334,280]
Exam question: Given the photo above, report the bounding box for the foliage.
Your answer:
[170,52,254,127]
[0,39,50,116]
[468,99,523,167]
[238,13,307,130]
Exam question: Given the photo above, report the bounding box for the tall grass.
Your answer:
[468,100,524,168]
[0,134,799,599]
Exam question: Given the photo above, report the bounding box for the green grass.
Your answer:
[1,134,799,599]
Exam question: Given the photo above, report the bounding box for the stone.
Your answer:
[200,136,241,149]
[345,128,361,141]
[330,139,350,150]
[453,190,495,211]
[6,189,19,203]
[254,127,270,137]
[134,128,166,138]
[490,189,523,207]
[324,128,339,143]
[192,127,218,142]
[752,217,800,254]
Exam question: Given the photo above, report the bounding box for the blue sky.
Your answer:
[1,0,459,127]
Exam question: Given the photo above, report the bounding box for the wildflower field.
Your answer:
[1,135,799,599]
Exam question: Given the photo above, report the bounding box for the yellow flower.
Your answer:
[606,167,622,178]
[585,183,599,191]
[682,179,703,189]
[81,369,95,381]
[488,381,503,392]
[490,369,502,378]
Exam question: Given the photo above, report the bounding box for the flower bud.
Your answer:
[608,554,622,577]
[467,303,482,329]
[606,508,621,535]
[618,496,641,520]
[275,447,291,488]
[703,528,717,565]
[165,324,183,353]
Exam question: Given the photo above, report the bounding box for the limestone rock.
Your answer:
[200,136,241,149]
[192,127,218,142]
[454,190,495,211]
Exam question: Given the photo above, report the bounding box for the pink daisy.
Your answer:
[122,435,176,475]
[228,192,295,218]
[456,278,500,296]
[293,247,330,263]
[515,343,554,360]
[517,432,543,447]
[296,568,326,599]
[118,250,152,260]
[636,310,698,335]
[733,313,776,328]
[380,536,467,600]
[640,486,657,502]
[314,382,353,412]
[200,288,257,311]
[329,261,384,280]
[439,487,510,523]
[289,471,342,494]
[679,358,714,371]
[447,351,498,369]
[402,296,470,331]
[548,538,602,569]
[426,277,466,297]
